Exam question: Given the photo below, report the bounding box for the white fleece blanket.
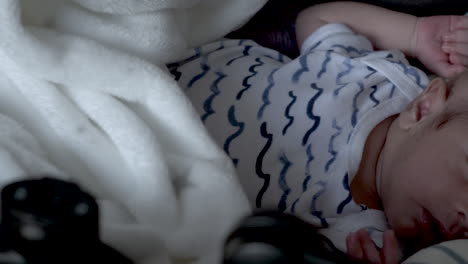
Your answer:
[0,0,267,263]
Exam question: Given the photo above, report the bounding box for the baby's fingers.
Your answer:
[381,230,400,264]
[426,57,465,78]
[443,29,468,46]
[448,52,468,67]
[442,41,468,73]
[451,16,468,30]
[442,40,468,57]
[347,232,364,260]
[356,229,381,264]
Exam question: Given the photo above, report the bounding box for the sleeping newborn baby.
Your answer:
[168,2,468,263]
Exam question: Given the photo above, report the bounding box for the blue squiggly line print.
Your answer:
[188,57,210,89]
[291,144,314,214]
[303,143,314,191]
[291,198,299,214]
[347,131,353,144]
[302,83,323,146]
[334,83,347,97]
[214,40,225,52]
[310,181,329,227]
[167,63,182,81]
[325,119,342,172]
[263,54,284,63]
[351,82,365,127]
[239,39,248,45]
[255,122,273,208]
[282,91,297,135]
[331,44,370,57]
[304,40,322,54]
[263,55,276,61]
[365,66,377,79]
[392,61,425,89]
[389,84,396,99]
[304,144,314,187]
[292,54,310,83]
[374,79,390,87]
[172,47,202,66]
[223,106,244,167]
[237,57,264,100]
[258,68,279,120]
[227,45,252,66]
[337,173,353,214]
[304,43,360,81]
[278,152,293,212]
[336,58,353,85]
[368,79,389,104]
[317,49,333,79]
[189,47,203,60]
[167,47,203,82]
[370,85,380,107]
[201,71,227,122]
[264,52,286,63]
[302,175,312,193]
[278,53,285,63]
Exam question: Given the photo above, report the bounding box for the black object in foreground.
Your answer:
[224,211,361,264]
[0,177,133,264]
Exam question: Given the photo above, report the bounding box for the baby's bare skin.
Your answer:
[297,2,468,263]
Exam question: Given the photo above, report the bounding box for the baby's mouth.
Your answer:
[419,209,443,246]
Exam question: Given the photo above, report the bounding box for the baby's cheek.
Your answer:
[381,196,420,241]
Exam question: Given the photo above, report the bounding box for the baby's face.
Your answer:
[379,72,468,251]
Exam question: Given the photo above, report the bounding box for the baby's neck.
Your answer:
[350,115,396,210]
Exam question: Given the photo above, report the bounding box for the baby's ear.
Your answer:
[399,78,448,130]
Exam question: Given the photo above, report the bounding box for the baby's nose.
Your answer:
[456,212,468,237]
[445,212,467,239]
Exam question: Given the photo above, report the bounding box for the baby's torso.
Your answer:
[168,24,428,234]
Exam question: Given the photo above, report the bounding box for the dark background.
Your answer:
[228,0,468,58]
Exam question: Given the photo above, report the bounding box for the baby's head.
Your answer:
[378,71,468,251]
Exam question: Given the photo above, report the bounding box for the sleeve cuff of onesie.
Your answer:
[300,23,355,54]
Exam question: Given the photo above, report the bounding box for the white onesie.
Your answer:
[168,23,429,251]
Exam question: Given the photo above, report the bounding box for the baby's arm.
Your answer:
[296,2,417,56]
[296,2,468,78]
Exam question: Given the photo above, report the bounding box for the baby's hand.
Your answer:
[413,15,468,78]
[346,229,400,264]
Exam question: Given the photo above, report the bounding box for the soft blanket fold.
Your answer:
[0,0,267,263]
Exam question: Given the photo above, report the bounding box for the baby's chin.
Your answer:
[392,219,442,257]
[392,231,428,258]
